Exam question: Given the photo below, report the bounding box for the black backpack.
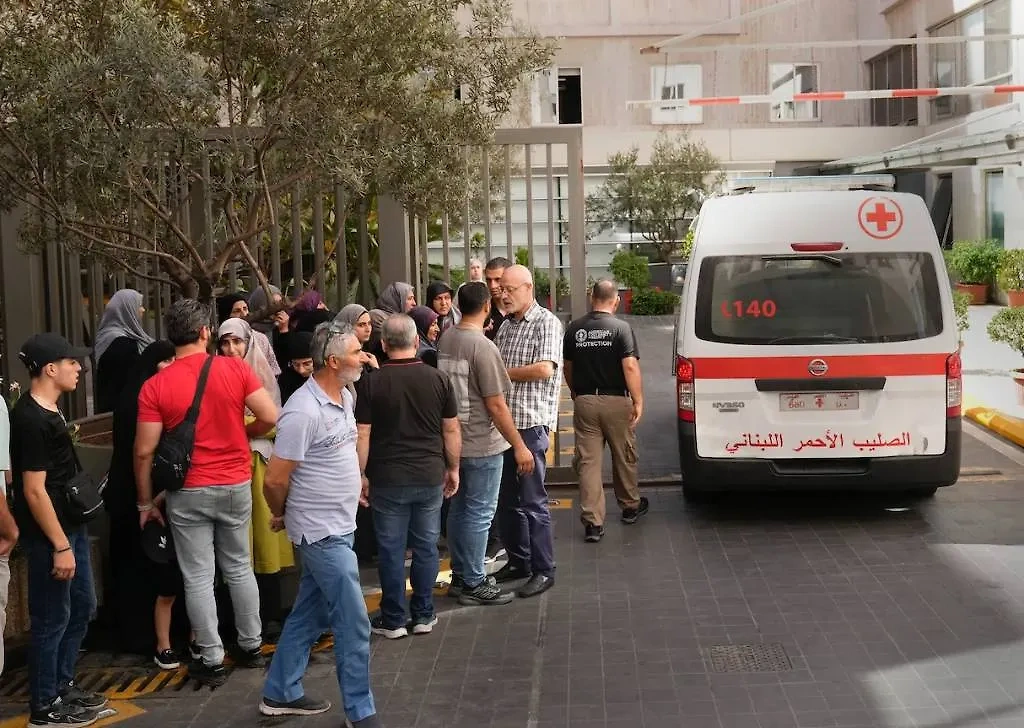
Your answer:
[152,355,214,493]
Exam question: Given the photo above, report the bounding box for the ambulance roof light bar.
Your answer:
[727,175,896,195]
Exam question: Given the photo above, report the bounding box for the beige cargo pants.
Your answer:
[573,395,641,527]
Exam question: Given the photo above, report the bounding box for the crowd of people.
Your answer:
[0,255,648,728]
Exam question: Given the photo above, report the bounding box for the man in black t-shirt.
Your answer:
[563,280,649,543]
[482,256,512,341]
[11,333,108,726]
[355,315,461,639]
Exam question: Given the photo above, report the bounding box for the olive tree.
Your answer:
[0,0,554,301]
[586,131,723,262]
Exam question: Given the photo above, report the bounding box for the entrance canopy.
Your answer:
[821,123,1024,174]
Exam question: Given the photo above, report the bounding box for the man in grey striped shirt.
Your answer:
[492,264,563,599]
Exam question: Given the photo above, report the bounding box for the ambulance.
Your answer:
[674,175,961,501]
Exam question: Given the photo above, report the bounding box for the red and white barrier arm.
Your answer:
[626,84,1024,108]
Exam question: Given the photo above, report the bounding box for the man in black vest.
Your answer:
[563,279,649,543]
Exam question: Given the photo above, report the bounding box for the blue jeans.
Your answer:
[370,486,443,627]
[498,426,555,575]
[448,453,505,587]
[25,527,97,711]
[263,533,376,722]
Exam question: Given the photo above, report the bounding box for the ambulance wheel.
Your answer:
[904,486,938,499]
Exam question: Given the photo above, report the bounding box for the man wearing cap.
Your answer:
[11,333,107,726]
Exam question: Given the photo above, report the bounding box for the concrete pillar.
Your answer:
[377,194,412,290]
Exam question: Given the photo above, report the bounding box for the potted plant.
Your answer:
[987,306,1024,403]
[944,239,1002,305]
[609,249,651,314]
[953,289,970,352]
[997,248,1024,307]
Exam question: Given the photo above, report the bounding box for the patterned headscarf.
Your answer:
[217,318,281,407]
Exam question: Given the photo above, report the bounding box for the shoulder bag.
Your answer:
[151,355,214,493]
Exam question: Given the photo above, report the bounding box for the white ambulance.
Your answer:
[674,175,961,501]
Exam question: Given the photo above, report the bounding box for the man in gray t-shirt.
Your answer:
[437,282,534,606]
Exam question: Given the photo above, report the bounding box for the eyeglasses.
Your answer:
[499,283,527,294]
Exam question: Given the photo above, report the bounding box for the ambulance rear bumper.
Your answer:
[677,418,961,491]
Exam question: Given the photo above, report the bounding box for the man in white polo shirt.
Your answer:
[258,321,383,728]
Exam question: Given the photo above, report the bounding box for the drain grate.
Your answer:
[702,643,793,673]
[0,665,211,701]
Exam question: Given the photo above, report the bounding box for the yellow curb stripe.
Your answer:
[962,394,1024,447]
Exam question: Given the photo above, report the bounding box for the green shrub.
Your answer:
[449,267,466,288]
[680,229,694,260]
[996,248,1024,292]
[609,250,650,290]
[632,287,678,315]
[987,306,1024,357]
[944,239,1002,285]
[952,289,970,334]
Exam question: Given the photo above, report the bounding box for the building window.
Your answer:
[531,67,582,125]
[769,63,819,122]
[930,0,1011,118]
[868,45,918,126]
[650,64,703,125]
[986,170,1004,245]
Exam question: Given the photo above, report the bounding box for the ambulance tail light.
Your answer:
[677,356,695,422]
[790,242,844,253]
[946,352,962,418]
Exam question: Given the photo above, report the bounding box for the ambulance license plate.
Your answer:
[779,392,859,411]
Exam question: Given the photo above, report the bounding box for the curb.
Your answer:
[963,394,1024,448]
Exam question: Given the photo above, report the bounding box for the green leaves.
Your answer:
[0,0,552,295]
[586,131,722,263]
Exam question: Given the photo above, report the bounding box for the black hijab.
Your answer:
[105,340,176,513]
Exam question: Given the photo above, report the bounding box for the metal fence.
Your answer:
[0,125,585,468]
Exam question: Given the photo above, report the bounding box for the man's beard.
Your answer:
[342,367,362,385]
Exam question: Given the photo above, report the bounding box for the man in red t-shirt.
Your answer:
[134,299,278,688]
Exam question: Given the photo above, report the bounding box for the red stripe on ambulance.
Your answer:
[689,353,949,379]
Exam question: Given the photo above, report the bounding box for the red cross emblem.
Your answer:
[858,197,904,240]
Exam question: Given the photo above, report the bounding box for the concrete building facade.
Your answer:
[463,0,1024,274]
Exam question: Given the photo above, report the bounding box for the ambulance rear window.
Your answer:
[694,252,944,345]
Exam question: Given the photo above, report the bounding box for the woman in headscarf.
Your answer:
[367,281,415,360]
[277,330,314,405]
[426,280,457,337]
[247,284,284,335]
[217,291,250,325]
[289,290,329,332]
[409,305,440,368]
[217,318,293,636]
[94,289,155,412]
[105,340,192,663]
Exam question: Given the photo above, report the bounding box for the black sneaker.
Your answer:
[29,698,97,727]
[235,646,266,669]
[458,580,515,606]
[259,695,332,716]
[188,661,227,688]
[447,574,466,598]
[60,682,108,710]
[492,562,531,583]
[410,615,438,635]
[154,649,181,670]
[484,541,505,564]
[370,615,408,640]
[622,496,650,524]
[584,524,605,542]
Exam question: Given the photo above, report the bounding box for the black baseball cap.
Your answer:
[18,333,91,373]
[141,519,175,564]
